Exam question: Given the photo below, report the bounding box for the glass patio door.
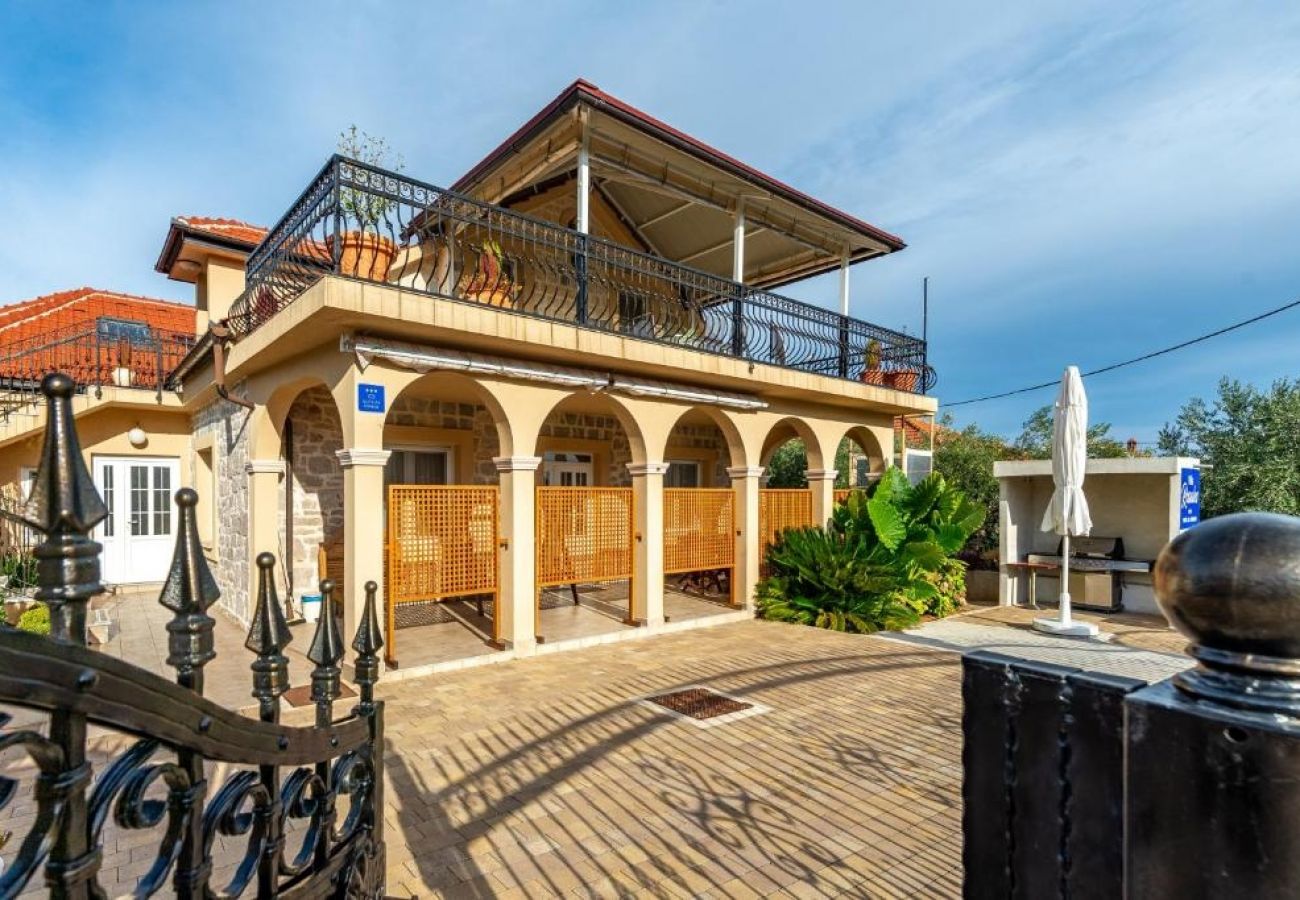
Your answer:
[94,457,179,584]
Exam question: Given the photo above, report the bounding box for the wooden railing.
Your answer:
[386,484,499,662]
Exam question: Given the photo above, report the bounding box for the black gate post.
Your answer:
[1126,512,1300,899]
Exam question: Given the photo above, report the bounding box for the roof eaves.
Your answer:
[451,79,906,253]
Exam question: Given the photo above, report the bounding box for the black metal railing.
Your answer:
[229,155,933,392]
[963,512,1300,898]
[0,326,195,418]
[0,374,386,897]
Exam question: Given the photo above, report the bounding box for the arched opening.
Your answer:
[759,417,821,488]
[835,426,888,493]
[663,407,745,487]
[756,418,819,574]
[379,371,514,667]
[661,407,746,614]
[278,384,345,618]
[532,391,644,638]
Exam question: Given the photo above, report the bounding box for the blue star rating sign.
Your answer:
[357,383,385,414]
[1179,468,1201,529]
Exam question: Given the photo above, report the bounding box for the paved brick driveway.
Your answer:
[373,619,963,898]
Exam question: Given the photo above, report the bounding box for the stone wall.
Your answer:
[665,421,731,487]
[386,396,501,483]
[538,412,632,486]
[191,389,251,624]
[284,387,344,599]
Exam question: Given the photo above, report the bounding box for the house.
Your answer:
[1,80,936,668]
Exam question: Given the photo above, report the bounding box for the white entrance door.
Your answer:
[93,457,179,585]
[543,452,595,486]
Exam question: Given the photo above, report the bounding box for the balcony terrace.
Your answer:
[228,156,932,394]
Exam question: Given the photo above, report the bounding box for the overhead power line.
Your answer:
[944,295,1300,408]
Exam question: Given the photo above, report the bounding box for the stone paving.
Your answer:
[1,601,1192,898]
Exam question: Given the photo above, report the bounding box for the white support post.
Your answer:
[494,455,542,653]
[733,197,746,282]
[838,248,851,316]
[576,113,591,235]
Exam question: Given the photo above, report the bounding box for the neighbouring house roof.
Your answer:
[155,215,268,276]
[0,288,196,384]
[0,288,194,343]
[451,79,905,290]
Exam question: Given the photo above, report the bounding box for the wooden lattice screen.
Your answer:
[663,487,735,573]
[536,487,635,633]
[759,489,814,575]
[386,484,499,662]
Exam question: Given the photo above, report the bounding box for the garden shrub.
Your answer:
[756,468,983,633]
[18,602,50,635]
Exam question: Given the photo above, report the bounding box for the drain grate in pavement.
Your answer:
[640,685,770,729]
[648,688,752,720]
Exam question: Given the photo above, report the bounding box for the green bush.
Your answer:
[1,552,39,591]
[17,602,50,635]
[757,468,983,632]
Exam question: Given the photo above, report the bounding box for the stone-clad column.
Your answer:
[728,466,764,609]
[805,468,838,528]
[628,462,669,627]
[246,459,284,623]
[336,448,390,644]
[494,456,541,654]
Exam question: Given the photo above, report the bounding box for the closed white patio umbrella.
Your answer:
[1033,366,1100,637]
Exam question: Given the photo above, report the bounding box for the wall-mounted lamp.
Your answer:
[128,425,147,448]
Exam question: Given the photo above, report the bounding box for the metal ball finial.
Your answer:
[41,372,74,398]
[1155,511,1300,712]
[256,551,276,570]
[174,487,198,508]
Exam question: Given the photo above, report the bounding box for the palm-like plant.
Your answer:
[757,468,984,632]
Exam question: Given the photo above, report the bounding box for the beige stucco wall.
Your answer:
[0,404,193,496]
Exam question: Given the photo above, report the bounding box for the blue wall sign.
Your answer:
[357,383,385,414]
[1179,467,1201,529]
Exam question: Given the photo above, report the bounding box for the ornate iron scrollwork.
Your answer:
[0,374,386,898]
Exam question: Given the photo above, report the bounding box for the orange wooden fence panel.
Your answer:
[386,485,499,662]
[535,487,635,588]
[759,489,813,575]
[663,489,735,575]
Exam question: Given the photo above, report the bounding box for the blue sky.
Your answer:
[2,2,1298,442]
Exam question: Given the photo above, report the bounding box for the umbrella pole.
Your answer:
[1060,533,1072,627]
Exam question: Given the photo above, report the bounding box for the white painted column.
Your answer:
[336,448,390,645]
[246,459,285,623]
[576,115,591,235]
[628,462,669,627]
[805,468,838,528]
[728,466,764,609]
[494,455,541,654]
[838,249,851,316]
[733,197,747,282]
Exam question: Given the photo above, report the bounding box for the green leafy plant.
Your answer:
[18,602,50,635]
[757,468,984,632]
[337,125,405,229]
[0,551,38,591]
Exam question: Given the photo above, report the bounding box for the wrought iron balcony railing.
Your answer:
[230,155,933,393]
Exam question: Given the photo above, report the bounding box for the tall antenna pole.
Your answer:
[922,276,930,392]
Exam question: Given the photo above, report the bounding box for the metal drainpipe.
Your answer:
[209,322,254,410]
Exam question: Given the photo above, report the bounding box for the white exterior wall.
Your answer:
[996,457,1200,616]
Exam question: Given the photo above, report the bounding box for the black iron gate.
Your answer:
[0,374,387,898]
[962,511,1300,899]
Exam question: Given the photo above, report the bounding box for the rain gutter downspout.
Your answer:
[209,322,255,410]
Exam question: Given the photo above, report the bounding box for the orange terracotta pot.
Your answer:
[885,370,920,392]
[326,232,397,280]
[862,368,886,385]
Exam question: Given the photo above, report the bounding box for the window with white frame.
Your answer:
[665,459,702,488]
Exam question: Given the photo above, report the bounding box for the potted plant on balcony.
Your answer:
[861,338,885,385]
[332,126,403,280]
